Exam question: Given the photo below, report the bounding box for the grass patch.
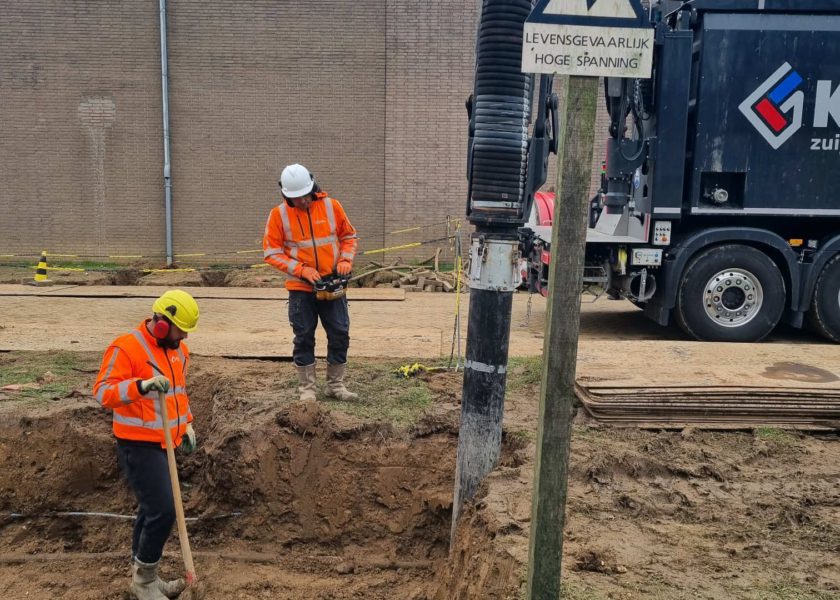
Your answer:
[749,578,838,600]
[558,583,608,600]
[50,260,123,271]
[507,356,543,391]
[508,429,536,443]
[755,427,798,444]
[0,353,439,424]
[518,582,607,600]
[543,575,838,600]
[321,360,436,425]
[0,351,96,402]
[0,259,122,271]
[571,425,606,441]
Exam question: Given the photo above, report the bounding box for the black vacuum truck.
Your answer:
[524,0,840,343]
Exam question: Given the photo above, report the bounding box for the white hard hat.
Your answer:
[280,163,315,198]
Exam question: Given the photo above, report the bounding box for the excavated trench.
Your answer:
[0,370,519,599]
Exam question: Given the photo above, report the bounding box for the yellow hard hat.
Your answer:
[152,289,199,333]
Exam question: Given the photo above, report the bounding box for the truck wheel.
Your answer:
[806,254,840,343]
[675,245,785,342]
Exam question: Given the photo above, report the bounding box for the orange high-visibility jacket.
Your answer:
[93,321,193,447]
[263,192,359,291]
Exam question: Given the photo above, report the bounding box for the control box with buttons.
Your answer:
[631,248,663,266]
[652,221,672,246]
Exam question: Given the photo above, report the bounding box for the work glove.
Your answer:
[336,260,352,276]
[300,266,321,284]
[139,376,170,394]
[180,424,197,454]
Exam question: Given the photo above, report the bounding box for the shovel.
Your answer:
[157,388,207,599]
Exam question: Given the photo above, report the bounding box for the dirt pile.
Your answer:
[440,422,840,599]
[3,352,840,599]
[0,366,463,599]
[192,397,455,551]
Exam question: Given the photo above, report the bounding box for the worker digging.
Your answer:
[93,290,202,600]
[263,163,360,403]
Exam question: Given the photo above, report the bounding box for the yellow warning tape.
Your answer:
[386,219,462,236]
[31,264,201,273]
[0,250,264,259]
[453,254,463,317]
[388,226,423,235]
[362,242,422,256]
[2,218,464,265]
[30,265,86,272]
[141,268,196,273]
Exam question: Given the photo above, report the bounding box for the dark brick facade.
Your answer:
[0,1,610,263]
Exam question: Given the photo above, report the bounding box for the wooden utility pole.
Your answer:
[525,75,599,600]
[520,0,652,594]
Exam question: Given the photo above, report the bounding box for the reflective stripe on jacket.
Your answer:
[93,321,193,447]
[262,192,359,292]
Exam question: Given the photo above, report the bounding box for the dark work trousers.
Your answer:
[117,440,176,564]
[288,290,350,366]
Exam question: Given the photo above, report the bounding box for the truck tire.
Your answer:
[806,254,840,343]
[675,245,785,342]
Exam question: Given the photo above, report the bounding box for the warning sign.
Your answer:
[522,0,654,78]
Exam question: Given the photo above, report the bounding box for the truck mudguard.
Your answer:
[660,228,802,312]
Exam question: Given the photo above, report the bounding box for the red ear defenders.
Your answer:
[152,305,178,339]
[152,315,171,339]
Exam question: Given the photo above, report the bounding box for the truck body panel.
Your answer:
[524,0,840,341]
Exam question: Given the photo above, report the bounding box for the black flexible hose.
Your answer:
[467,0,535,227]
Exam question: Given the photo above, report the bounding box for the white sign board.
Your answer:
[522,0,654,78]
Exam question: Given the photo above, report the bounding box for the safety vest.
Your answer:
[93,321,193,447]
[263,192,359,291]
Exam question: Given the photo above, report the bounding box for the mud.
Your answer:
[762,361,840,384]
[2,354,840,599]
[0,360,462,599]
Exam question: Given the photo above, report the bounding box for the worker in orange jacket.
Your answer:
[93,289,199,600]
[263,163,359,402]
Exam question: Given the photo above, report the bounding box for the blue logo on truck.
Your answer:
[739,63,805,150]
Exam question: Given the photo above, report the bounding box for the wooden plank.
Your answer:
[0,284,405,301]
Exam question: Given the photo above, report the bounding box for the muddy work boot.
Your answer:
[129,559,184,600]
[155,575,185,599]
[325,362,358,402]
[296,363,318,402]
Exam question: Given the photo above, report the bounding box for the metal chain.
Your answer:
[519,291,534,327]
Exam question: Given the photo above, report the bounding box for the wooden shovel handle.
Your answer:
[157,390,196,580]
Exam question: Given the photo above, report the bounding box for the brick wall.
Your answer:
[382,0,478,264]
[0,1,611,264]
[0,1,163,258]
[165,1,386,259]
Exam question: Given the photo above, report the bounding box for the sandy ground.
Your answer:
[1,354,839,599]
[2,284,840,599]
[0,285,499,358]
[1,284,838,388]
